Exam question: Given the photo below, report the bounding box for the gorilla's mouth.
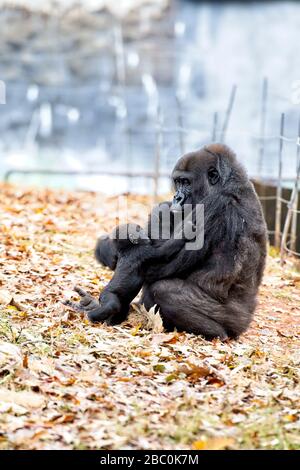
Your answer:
[171,190,187,212]
[171,195,193,212]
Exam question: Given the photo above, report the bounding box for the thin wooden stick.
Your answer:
[154,106,163,202]
[290,116,300,252]
[175,95,185,154]
[258,77,268,174]
[220,84,237,143]
[275,113,285,248]
[280,137,300,264]
[114,23,126,87]
[211,112,218,142]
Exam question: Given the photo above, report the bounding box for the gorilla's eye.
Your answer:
[174,177,190,187]
[207,167,220,185]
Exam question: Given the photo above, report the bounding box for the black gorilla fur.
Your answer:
[66,144,267,340]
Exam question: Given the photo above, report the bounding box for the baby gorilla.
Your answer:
[63,223,185,325]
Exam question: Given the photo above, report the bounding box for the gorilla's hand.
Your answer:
[62,286,99,313]
[62,286,126,325]
[62,286,108,323]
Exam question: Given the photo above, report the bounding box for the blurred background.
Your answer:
[0,0,300,254]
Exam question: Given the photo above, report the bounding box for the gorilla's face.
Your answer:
[171,174,193,212]
[170,146,226,212]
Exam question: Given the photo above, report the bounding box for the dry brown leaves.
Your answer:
[0,183,299,450]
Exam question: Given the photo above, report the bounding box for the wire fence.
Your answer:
[1,10,300,263]
[4,105,300,264]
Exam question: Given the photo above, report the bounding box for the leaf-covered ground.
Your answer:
[0,183,299,450]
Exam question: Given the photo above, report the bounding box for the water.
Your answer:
[0,0,300,194]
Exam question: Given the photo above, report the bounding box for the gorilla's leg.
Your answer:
[95,235,118,270]
[140,284,173,331]
[146,279,229,340]
[140,284,156,311]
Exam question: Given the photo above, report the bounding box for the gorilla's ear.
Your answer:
[207,167,220,185]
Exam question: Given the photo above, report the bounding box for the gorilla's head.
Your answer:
[170,143,248,211]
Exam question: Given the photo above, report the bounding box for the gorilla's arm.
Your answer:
[144,198,244,284]
[94,200,177,270]
[63,225,186,323]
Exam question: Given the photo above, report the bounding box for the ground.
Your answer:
[0,183,299,450]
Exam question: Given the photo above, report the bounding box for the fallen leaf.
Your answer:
[277,330,295,338]
[179,363,211,382]
[0,289,13,305]
[192,437,234,450]
[0,389,45,409]
[0,342,22,368]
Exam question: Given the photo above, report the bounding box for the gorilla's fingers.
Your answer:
[74,285,89,296]
[73,286,99,309]
[83,298,101,310]
[62,299,86,313]
[63,286,100,313]
[63,298,111,323]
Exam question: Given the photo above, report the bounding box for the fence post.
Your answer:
[290,116,300,252]
[211,111,218,142]
[275,113,285,248]
[220,84,237,143]
[280,131,300,264]
[258,77,268,174]
[175,95,185,154]
[154,106,163,202]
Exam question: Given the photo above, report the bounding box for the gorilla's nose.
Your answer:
[171,191,185,211]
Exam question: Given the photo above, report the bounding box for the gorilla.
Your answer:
[65,144,267,340]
